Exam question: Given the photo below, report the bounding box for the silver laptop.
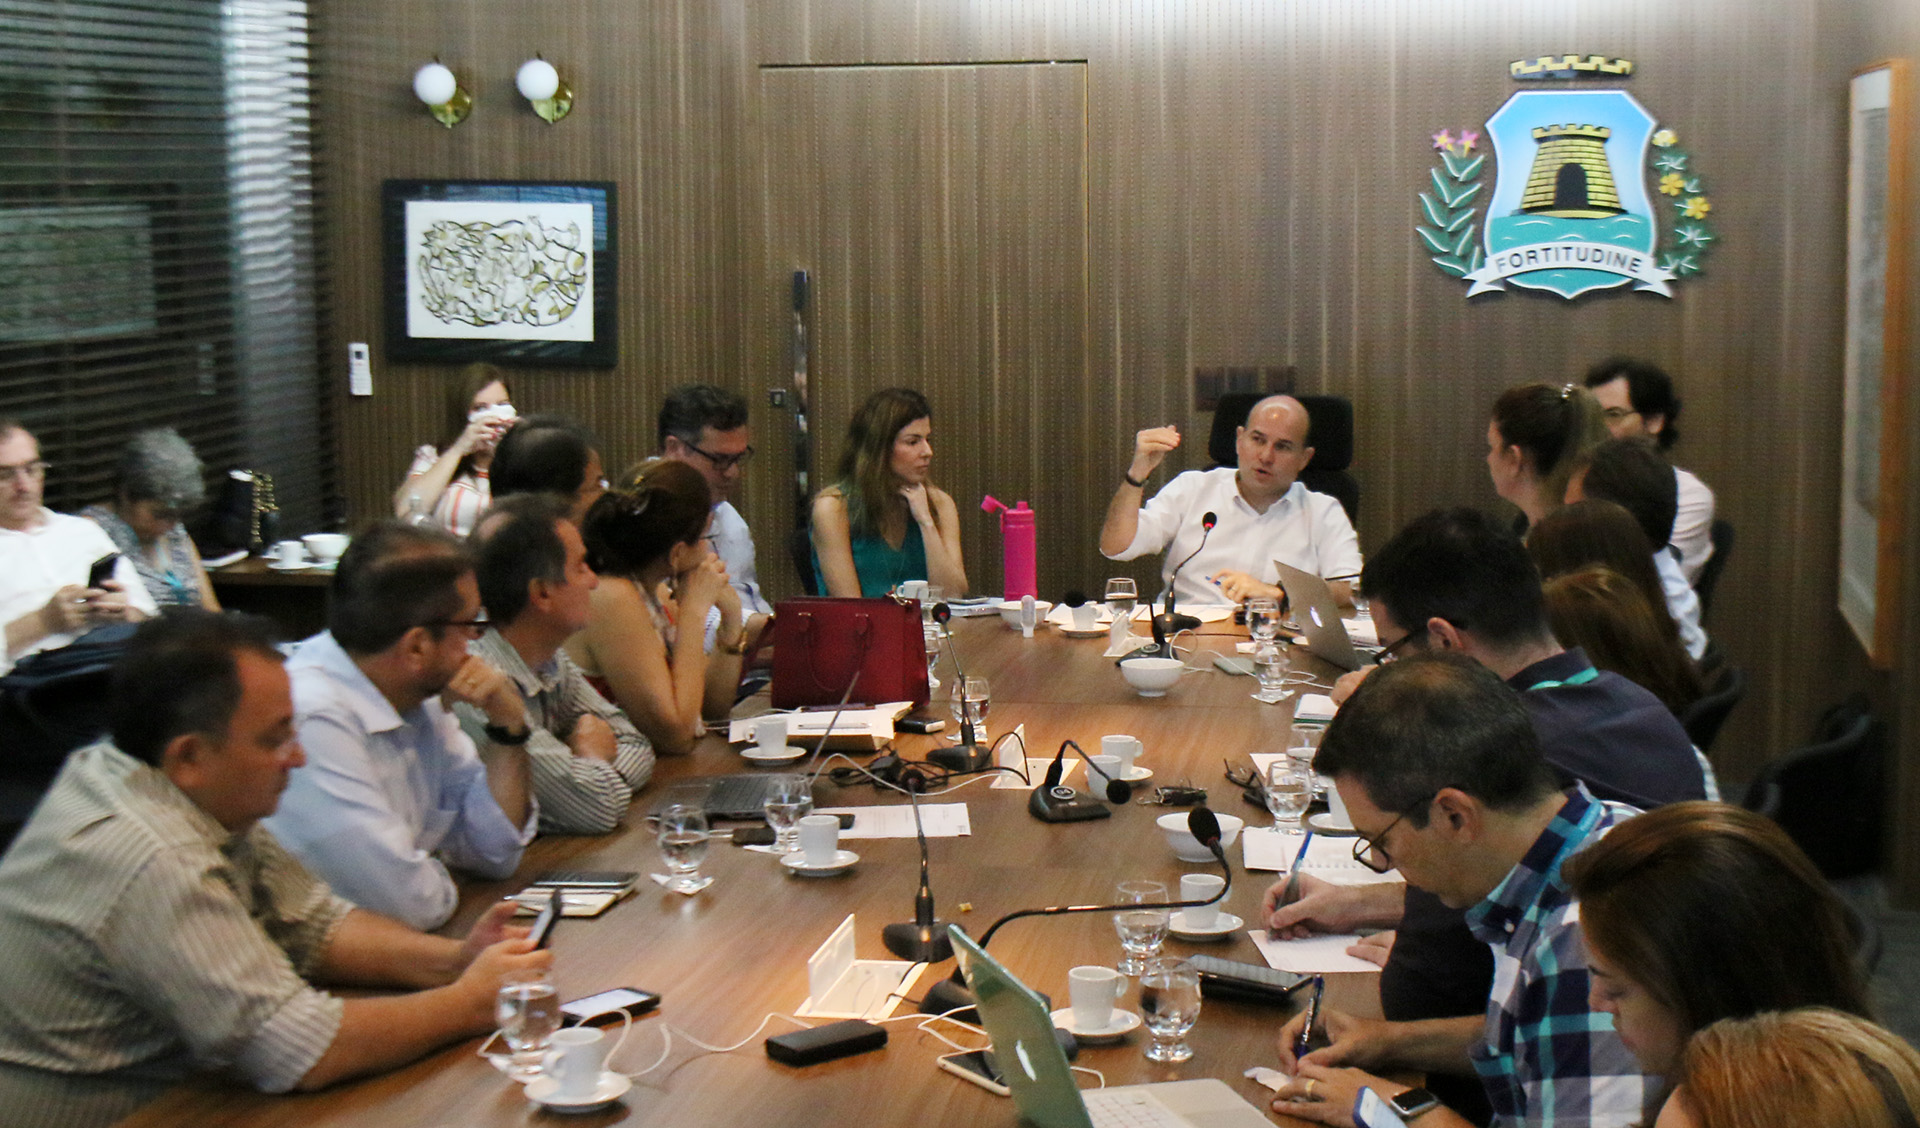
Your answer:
[1272,561,1365,672]
[951,927,1273,1128]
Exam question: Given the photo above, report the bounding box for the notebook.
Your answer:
[951,927,1273,1128]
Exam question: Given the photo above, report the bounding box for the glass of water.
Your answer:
[951,676,990,737]
[657,802,711,893]
[1253,642,1291,703]
[1266,763,1312,834]
[495,966,561,1079]
[1105,577,1138,622]
[923,622,944,691]
[762,773,813,854]
[1139,957,1202,1063]
[1112,879,1170,975]
[1287,722,1324,773]
[1246,597,1281,644]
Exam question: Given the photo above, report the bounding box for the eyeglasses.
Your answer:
[1372,624,1429,665]
[1600,406,1640,421]
[426,611,490,638]
[0,459,49,484]
[681,440,754,472]
[1352,794,1435,874]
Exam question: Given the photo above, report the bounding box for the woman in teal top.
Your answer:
[811,387,969,598]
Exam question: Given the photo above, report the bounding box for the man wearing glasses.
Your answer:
[1582,356,1716,583]
[658,384,772,618]
[0,420,156,675]
[1269,654,1654,1128]
[264,521,537,931]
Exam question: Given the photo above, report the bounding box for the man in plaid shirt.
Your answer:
[1272,653,1655,1128]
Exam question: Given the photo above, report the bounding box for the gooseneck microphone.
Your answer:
[920,805,1235,1016]
[1028,740,1114,823]
[926,603,990,773]
[1153,511,1216,651]
[1071,744,1134,804]
[881,771,954,964]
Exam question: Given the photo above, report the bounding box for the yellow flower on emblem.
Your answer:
[1659,173,1686,196]
[1682,196,1711,219]
[1652,129,1678,148]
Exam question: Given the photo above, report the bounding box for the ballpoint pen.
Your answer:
[1278,830,1316,911]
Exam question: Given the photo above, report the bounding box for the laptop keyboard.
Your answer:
[703,775,779,818]
[1084,1090,1189,1128]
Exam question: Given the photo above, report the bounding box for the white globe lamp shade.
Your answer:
[516,58,560,102]
[413,62,458,107]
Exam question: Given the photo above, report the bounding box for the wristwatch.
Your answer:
[483,723,532,746]
[1123,470,1148,489]
[1389,1088,1441,1119]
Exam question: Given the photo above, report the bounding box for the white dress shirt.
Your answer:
[711,501,772,615]
[264,632,537,932]
[0,510,157,674]
[1105,469,1362,607]
[1671,467,1716,584]
[1656,546,1709,660]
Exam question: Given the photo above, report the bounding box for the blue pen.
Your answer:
[1278,830,1316,911]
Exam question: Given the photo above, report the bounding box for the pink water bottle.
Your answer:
[982,495,1037,601]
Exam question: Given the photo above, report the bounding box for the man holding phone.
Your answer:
[0,420,155,675]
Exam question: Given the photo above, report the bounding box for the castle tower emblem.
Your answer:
[1520,125,1624,217]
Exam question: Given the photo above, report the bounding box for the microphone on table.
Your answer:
[921,805,1235,1017]
[881,768,955,964]
[926,602,991,773]
[1028,740,1115,823]
[1152,511,1216,653]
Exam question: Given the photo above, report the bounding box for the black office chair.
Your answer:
[1205,392,1359,523]
[1693,518,1734,621]
[1678,662,1745,754]
[1741,701,1885,879]
[789,525,820,596]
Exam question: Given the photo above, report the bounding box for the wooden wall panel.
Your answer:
[313,0,1912,876]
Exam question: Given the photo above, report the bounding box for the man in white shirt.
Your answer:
[1584,357,1716,583]
[1100,395,1362,607]
[658,384,772,617]
[264,521,538,931]
[0,421,155,675]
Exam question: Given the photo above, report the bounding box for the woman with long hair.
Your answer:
[810,387,967,597]
[1529,499,1678,639]
[1542,566,1705,715]
[1658,1009,1920,1128]
[1563,802,1871,1104]
[567,460,757,756]
[1486,382,1609,531]
[393,364,516,536]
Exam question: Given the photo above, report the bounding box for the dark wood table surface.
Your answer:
[208,557,333,641]
[119,615,1388,1128]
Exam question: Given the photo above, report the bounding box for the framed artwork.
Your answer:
[382,179,617,366]
[1839,61,1910,669]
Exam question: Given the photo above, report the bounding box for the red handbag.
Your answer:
[770,597,930,710]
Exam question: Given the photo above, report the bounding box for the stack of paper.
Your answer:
[727,702,913,752]
[1240,827,1401,884]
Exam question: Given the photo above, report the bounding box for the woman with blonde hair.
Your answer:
[1658,1008,1920,1128]
[810,387,967,597]
[1486,381,1609,532]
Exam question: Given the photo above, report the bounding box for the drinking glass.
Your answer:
[762,773,813,854]
[1253,642,1291,703]
[657,802,711,893]
[1287,722,1324,773]
[1105,577,1139,623]
[1138,958,1202,1063]
[1112,879,1170,975]
[495,966,561,1080]
[921,584,947,624]
[1245,597,1281,645]
[923,622,944,691]
[1265,763,1312,834]
[951,676,990,737]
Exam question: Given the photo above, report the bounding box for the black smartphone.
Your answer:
[897,709,946,735]
[86,553,120,589]
[527,897,561,949]
[561,986,661,1026]
[733,826,777,846]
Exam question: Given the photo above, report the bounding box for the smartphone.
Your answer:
[531,869,639,889]
[898,710,947,735]
[733,826,778,846]
[1354,1087,1411,1128]
[86,553,120,589]
[561,986,661,1027]
[936,1049,1009,1096]
[527,896,561,949]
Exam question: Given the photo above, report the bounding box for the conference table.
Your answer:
[119,612,1396,1128]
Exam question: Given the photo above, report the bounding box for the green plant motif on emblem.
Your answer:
[1419,130,1487,278]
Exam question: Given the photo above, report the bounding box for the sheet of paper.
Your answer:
[1240,826,1403,884]
[814,803,972,838]
[1245,929,1383,975]
[1293,694,1339,724]
[1343,618,1379,647]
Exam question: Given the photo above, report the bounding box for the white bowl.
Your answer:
[1157,811,1245,862]
[301,533,350,562]
[996,599,1053,628]
[1119,656,1183,696]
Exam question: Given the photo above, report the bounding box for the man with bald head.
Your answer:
[1100,395,1360,606]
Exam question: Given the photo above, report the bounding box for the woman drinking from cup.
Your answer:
[810,387,967,598]
[393,364,516,536]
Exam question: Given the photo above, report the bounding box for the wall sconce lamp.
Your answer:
[516,57,573,124]
[412,61,471,128]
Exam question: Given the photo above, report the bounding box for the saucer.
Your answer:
[1169,910,1245,940]
[1049,1007,1142,1043]
[781,849,859,876]
[525,1070,631,1113]
[1121,766,1153,783]
[741,744,807,765]
[267,559,313,572]
[1057,625,1109,639]
[1307,812,1356,835]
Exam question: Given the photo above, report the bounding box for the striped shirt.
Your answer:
[456,628,653,835]
[0,744,351,1128]
[1467,784,1656,1128]
[404,445,491,538]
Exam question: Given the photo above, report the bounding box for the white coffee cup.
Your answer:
[1101,734,1143,777]
[272,539,306,566]
[897,580,929,602]
[1179,873,1227,929]
[1070,603,1099,631]
[753,715,787,751]
[542,1026,619,1100]
[797,813,840,866]
[1068,965,1127,1031]
[1088,755,1124,789]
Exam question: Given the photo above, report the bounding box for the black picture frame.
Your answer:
[382,179,618,367]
